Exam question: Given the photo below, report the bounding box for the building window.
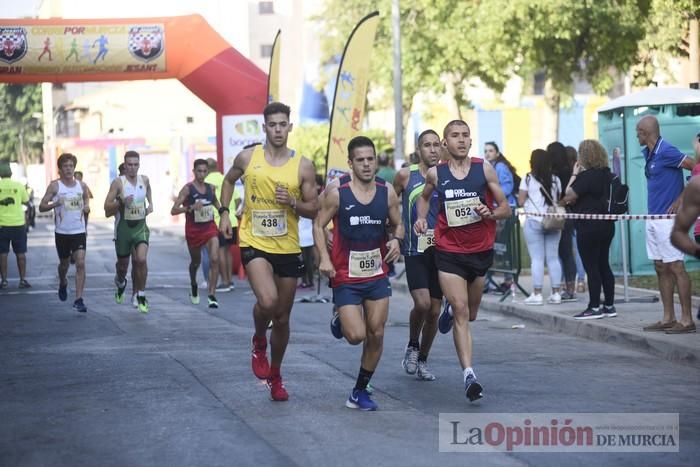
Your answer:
[259,1,274,14]
[260,44,273,58]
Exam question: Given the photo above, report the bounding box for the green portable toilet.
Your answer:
[598,87,700,275]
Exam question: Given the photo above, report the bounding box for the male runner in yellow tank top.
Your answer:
[219,102,319,402]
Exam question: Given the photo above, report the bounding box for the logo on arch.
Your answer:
[128,25,164,62]
[0,27,28,64]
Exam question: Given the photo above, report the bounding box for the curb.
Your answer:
[390,278,700,369]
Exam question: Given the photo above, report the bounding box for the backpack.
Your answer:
[511,172,522,198]
[605,173,629,214]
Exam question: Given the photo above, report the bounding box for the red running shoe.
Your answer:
[267,375,289,401]
[251,335,270,379]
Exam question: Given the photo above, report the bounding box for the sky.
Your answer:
[3,0,44,18]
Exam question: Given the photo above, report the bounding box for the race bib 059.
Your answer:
[348,248,383,278]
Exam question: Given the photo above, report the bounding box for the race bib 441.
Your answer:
[125,200,146,220]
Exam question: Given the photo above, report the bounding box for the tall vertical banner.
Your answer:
[324,12,380,182]
[267,30,281,103]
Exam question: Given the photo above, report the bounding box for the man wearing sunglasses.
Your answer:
[636,116,695,334]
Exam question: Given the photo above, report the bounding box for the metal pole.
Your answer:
[391,0,404,162]
[620,219,630,302]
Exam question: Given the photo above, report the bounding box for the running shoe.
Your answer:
[330,310,343,339]
[189,283,199,305]
[401,346,419,374]
[560,291,578,302]
[602,305,617,318]
[346,388,378,411]
[114,277,127,304]
[524,293,544,306]
[416,361,436,381]
[216,283,232,293]
[464,373,483,402]
[137,295,149,314]
[547,292,562,304]
[438,301,453,334]
[573,307,603,320]
[73,297,87,313]
[267,375,289,401]
[131,294,138,308]
[18,279,31,289]
[207,295,218,309]
[58,283,68,302]
[251,335,270,380]
[0,279,7,289]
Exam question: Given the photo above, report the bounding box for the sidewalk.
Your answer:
[148,222,700,369]
[390,265,700,369]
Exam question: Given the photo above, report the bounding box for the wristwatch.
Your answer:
[218,206,230,215]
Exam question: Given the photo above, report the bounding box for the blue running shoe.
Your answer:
[345,388,378,411]
[464,373,483,402]
[73,298,87,313]
[58,283,68,302]
[438,301,453,334]
[330,310,343,339]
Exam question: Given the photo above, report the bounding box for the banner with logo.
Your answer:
[0,23,165,75]
[324,11,380,182]
[221,114,265,173]
[267,30,281,103]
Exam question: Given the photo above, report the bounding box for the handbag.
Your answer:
[528,176,565,231]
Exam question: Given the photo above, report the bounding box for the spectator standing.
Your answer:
[518,149,563,305]
[483,141,518,292]
[561,140,616,319]
[637,116,695,334]
[548,142,578,301]
[0,162,30,289]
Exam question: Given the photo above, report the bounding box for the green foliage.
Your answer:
[500,0,650,97]
[288,123,392,175]
[632,0,698,87]
[288,123,330,172]
[0,84,43,164]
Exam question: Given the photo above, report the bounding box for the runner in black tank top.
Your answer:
[393,129,443,381]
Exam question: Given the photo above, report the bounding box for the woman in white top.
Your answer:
[518,149,563,305]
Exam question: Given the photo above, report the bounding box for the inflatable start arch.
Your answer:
[0,14,268,164]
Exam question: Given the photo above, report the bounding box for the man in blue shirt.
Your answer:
[637,115,695,334]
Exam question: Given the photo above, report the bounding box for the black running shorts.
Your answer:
[435,249,494,283]
[241,246,305,278]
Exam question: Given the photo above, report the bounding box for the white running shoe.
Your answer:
[547,292,562,304]
[524,293,544,306]
[416,361,436,381]
[401,346,419,375]
[131,294,138,308]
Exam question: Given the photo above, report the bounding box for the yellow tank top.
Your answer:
[239,145,302,254]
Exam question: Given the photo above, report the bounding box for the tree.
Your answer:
[315,1,519,148]
[496,0,651,140]
[632,0,700,87]
[0,84,44,165]
[289,123,392,175]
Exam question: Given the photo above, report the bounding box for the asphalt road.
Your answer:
[1,219,698,466]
